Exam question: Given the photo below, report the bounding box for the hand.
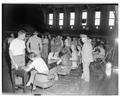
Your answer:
[15,65,18,70]
[57,59,62,65]
[22,66,29,72]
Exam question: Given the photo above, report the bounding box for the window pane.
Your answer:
[59,13,64,19]
[82,23,87,25]
[70,12,75,19]
[70,20,75,25]
[82,12,87,19]
[109,11,115,18]
[82,19,86,23]
[49,13,53,19]
[59,20,63,25]
[109,19,115,26]
[95,19,100,25]
[49,20,53,25]
[95,11,101,18]
[82,19,87,25]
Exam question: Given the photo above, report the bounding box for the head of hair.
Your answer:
[80,34,88,39]
[18,30,26,36]
[10,33,14,37]
[28,52,37,59]
[33,31,39,35]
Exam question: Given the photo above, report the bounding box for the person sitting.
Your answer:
[57,47,72,75]
[93,44,105,61]
[22,52,58,90]
[48,51,60,65]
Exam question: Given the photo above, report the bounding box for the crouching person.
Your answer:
[22,52,58,90]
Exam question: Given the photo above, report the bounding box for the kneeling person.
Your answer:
[23,52,58,90]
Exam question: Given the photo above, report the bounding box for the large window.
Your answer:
[109,11,115,26]
[48,13,53,25]
[59,13,64,27]
[82,11,87,26]
[70,12,75,26]
[95,11,101,26]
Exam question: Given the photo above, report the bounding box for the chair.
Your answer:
[33,73,55,90]
[11,68,29,92]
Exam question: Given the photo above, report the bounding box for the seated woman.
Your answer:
[22,52,58,90]
[48,51,60,64]
[57,47,72,75]
[93,44,105,61]
[70,45,78,69]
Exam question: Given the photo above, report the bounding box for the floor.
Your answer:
[2,53,118,95]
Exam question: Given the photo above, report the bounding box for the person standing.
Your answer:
[9,30,26,85]
[26,31,42,57]
[43,35,49,60]
[70,44,78,69]
[55,35,63,53]
[80,34,93,82]
[50,37,55,52]
[64,36,71,48]
[71,37,77,47]
[48,34,52,53]
[8,33,15,45]
[9,30,26,69]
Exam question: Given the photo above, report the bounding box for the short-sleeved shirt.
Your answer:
[9,38,25,56]
[29,58,49,73]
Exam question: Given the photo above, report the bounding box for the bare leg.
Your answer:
[26,70,37,86]
[49,67,58,80]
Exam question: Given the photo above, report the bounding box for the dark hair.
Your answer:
[28,52,37,59]
[59,51,64,58]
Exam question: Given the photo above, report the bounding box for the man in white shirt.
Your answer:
[80,34,93,82]
[26,31,42,57]
[9,30,26,69]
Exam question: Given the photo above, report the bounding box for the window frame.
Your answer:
[82,11,87,26]
[70,12,75,26]
[59,13,64,26]
[48,13,53,26]
[108,11,115,26]
[95,11,101,26]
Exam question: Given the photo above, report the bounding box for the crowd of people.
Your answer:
[4,29,112,90]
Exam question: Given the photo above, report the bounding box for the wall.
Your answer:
[43,4,118,39]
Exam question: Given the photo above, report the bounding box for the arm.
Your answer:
[57,59,62,65]
[61,40,63,47]
[24,62,35,72]
[39,38,43,52]
[9,50,18,69]
[26,39,31,53]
